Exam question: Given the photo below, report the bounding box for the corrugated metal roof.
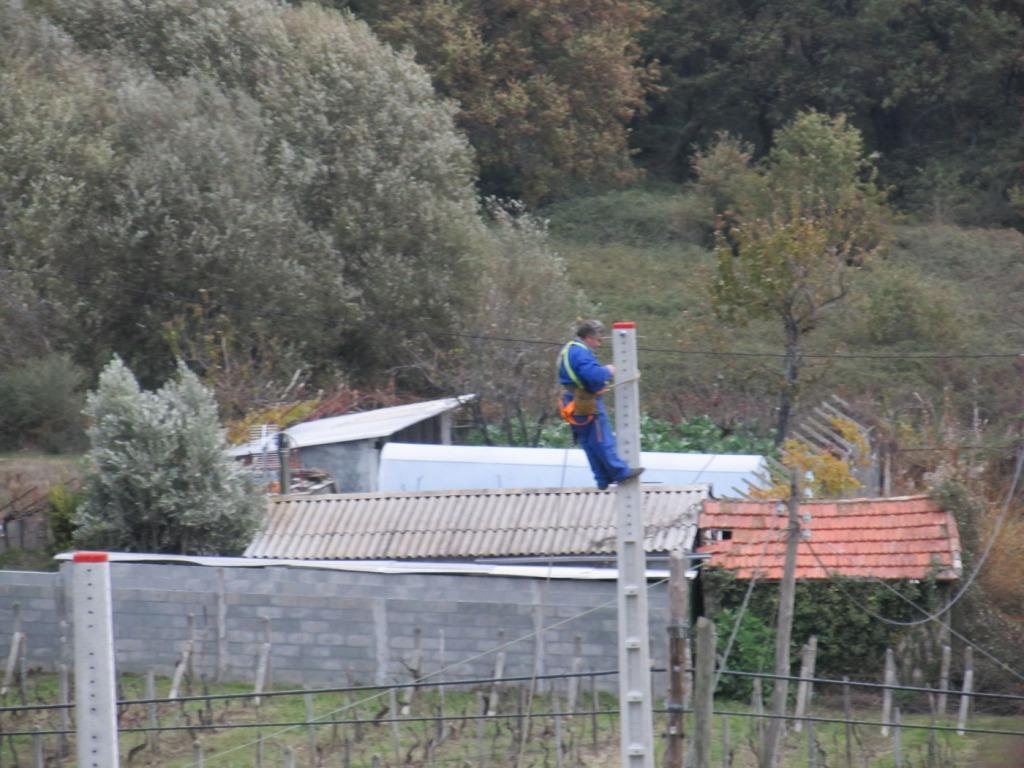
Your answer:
[698,495,962,581]
[245,485,707,560]
[229,395,474,456]
[379,443,764,498]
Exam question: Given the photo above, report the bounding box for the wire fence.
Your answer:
[3,664,1023,767]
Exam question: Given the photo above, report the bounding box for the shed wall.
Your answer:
[300,440,380,493]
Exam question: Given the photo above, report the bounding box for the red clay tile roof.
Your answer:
[697,495,962,581]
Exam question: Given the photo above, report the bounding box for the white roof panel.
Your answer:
[229,395,474,456]
[379,443,764,498]
[52,552,670,580]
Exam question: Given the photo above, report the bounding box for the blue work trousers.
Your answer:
[562,392,630,489]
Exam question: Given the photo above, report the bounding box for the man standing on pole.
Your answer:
[558,319,644,490]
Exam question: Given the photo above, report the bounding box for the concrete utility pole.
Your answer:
[72,551,120,767]
[611,321,655,768]
[760,475,801,768]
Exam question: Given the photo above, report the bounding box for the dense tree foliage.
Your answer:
[331,0,655,204]
[635,0,1024,222]
[3,0,486,389]
[75,358,261,554]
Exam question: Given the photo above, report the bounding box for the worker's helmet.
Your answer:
[576,319,605,339]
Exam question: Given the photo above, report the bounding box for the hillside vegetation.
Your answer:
[545,188,1024,443]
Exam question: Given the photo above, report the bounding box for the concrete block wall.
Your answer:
[0,563,671,689]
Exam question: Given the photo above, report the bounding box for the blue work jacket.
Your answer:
[558,339,612,393]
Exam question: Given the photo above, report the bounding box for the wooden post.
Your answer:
[722,716,732,768]
[215,568,228,683]
[693,617,715,768]
[487,629,506,716]
[937,644,951,717]
[146,667,160,755]
[760,477,801,768]
[956,646,973,736]
[283,745,296,768]
[590,673,599,752]
[532,602,546,695]
[806,721,816,768]
[476,691,489,768]
[170,612,196,699]
[58,662,70,757]
[255,733,264,767]
[32,726,43,768]
[567,635,583,712]
[1,604,23,697]
[304,685,317,767]
[751,677,765,760]
[400,626,422,716]
[793,636,817,732]
[842,676,853,768]
[437,628,447,743]
[253,617,272,707]
[665,547,689,768]
[881,648,896,736]
[388,687,401,762]
[193,739,204,767]
[555,710,565,768]
[892,707,903,767]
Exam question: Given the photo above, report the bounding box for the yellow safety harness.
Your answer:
[558,341,606,426]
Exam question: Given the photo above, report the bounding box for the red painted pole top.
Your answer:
[612,321,636,329]
[73,551,109,563]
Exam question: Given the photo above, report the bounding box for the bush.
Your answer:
[0,353,86,453]
[74,357,262,555]
[714,607,775,700]
[47,482,84,552]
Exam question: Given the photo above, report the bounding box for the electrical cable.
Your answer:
[6,263,1024,364]
[791,450,1024,686]
[803,536,1024,685]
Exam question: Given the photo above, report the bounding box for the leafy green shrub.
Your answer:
[462,413,773,454]
[47,482,84,552]
[714,607,775,700]
[639,415,773,455]
[847,265,966,348]
[0,353,87,453]
[705,569,944,684]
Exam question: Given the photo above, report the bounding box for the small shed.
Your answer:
[378,442,764,498]
[244,485,709,566]
[229,396,473,492]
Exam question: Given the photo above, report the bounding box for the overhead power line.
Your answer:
[6,264,1024,364]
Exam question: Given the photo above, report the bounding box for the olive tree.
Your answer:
[75,358,262,554]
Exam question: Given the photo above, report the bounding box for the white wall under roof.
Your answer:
[378,442,763,497]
